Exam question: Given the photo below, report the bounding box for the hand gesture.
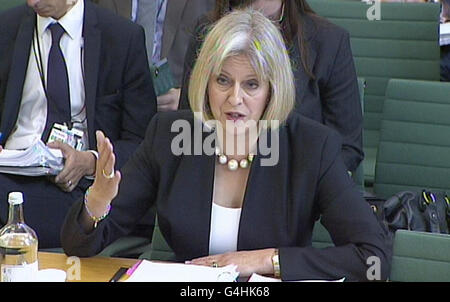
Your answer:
[84,131,121,217]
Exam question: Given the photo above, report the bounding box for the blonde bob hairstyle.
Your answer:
[188,9,296,128]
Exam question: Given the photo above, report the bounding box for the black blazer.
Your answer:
[179,13,364,172]
[62,111,391,281]
[0,1,156,169]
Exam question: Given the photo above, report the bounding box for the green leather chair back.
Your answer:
[390,230,450,282]
[0,0,26,12]
[307,0,441,185]
[140,216,176,261]
[311,220,333,249]
[374,79,450,199]
[99,236,151,259]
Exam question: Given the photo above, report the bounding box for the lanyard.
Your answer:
[31,22,87,128]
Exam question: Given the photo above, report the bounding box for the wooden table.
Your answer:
[38,252,139,282]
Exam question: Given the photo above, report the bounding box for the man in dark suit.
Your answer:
[0,0,156,247]
[93,0,214,111]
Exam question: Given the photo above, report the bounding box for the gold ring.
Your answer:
[102,169,115,179]
[212,261,218,268]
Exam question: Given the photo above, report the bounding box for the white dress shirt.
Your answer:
[5,0,87,150]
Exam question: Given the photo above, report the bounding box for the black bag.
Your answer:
[383,190,450,234]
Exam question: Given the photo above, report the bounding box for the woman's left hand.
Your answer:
[188,248,276,277]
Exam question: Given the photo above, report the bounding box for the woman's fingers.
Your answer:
[95,131,114,180]
[189,255,221,267]
[102,142,116,179]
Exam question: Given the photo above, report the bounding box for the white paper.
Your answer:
[248,273,345,282]
[35,269,67,282]
[125,260,239,282]
[0,140,64,176]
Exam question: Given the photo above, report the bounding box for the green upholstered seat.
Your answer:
[374,79,450,199]
[307,0,441,185]
[98,236,151,259]
[311,220,334,249]
[390,230,450,282]
[139,216,176,261]
[0,0,26,12]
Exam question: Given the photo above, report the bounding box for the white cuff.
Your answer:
[85,150,99,180]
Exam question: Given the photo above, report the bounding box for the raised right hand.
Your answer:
[85,131,121,217]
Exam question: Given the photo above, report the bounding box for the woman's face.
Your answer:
[207,54,270,136]
[248,0,284,20]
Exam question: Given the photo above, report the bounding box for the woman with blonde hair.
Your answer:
[180,0,364,175]
[62,9,391,281]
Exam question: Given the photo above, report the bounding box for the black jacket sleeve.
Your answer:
[279,132,391,281]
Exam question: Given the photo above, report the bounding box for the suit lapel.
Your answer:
[161,0,187,59]
[0,8,35,140]
[82,1,101,149]
[237,127,290,250]
[169,130,215,258]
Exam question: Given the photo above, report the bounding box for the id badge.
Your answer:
[47,123,84,151]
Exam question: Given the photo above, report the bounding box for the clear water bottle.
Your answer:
[0,192,38,282]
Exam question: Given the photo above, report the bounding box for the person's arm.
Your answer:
[320,30,364,173]
[279,132,392,281]
[157,88,181,111]
[61,115,160,257]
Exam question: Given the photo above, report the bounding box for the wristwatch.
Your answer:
[272,249,281,278]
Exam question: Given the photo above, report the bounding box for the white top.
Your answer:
[6,0,87,150]
[209,202,242,256]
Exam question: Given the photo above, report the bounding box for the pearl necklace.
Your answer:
[215,147,254,171]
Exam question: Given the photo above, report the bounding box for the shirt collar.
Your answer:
[36,0,84,40]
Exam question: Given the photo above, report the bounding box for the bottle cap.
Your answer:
[8,192,24,205]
